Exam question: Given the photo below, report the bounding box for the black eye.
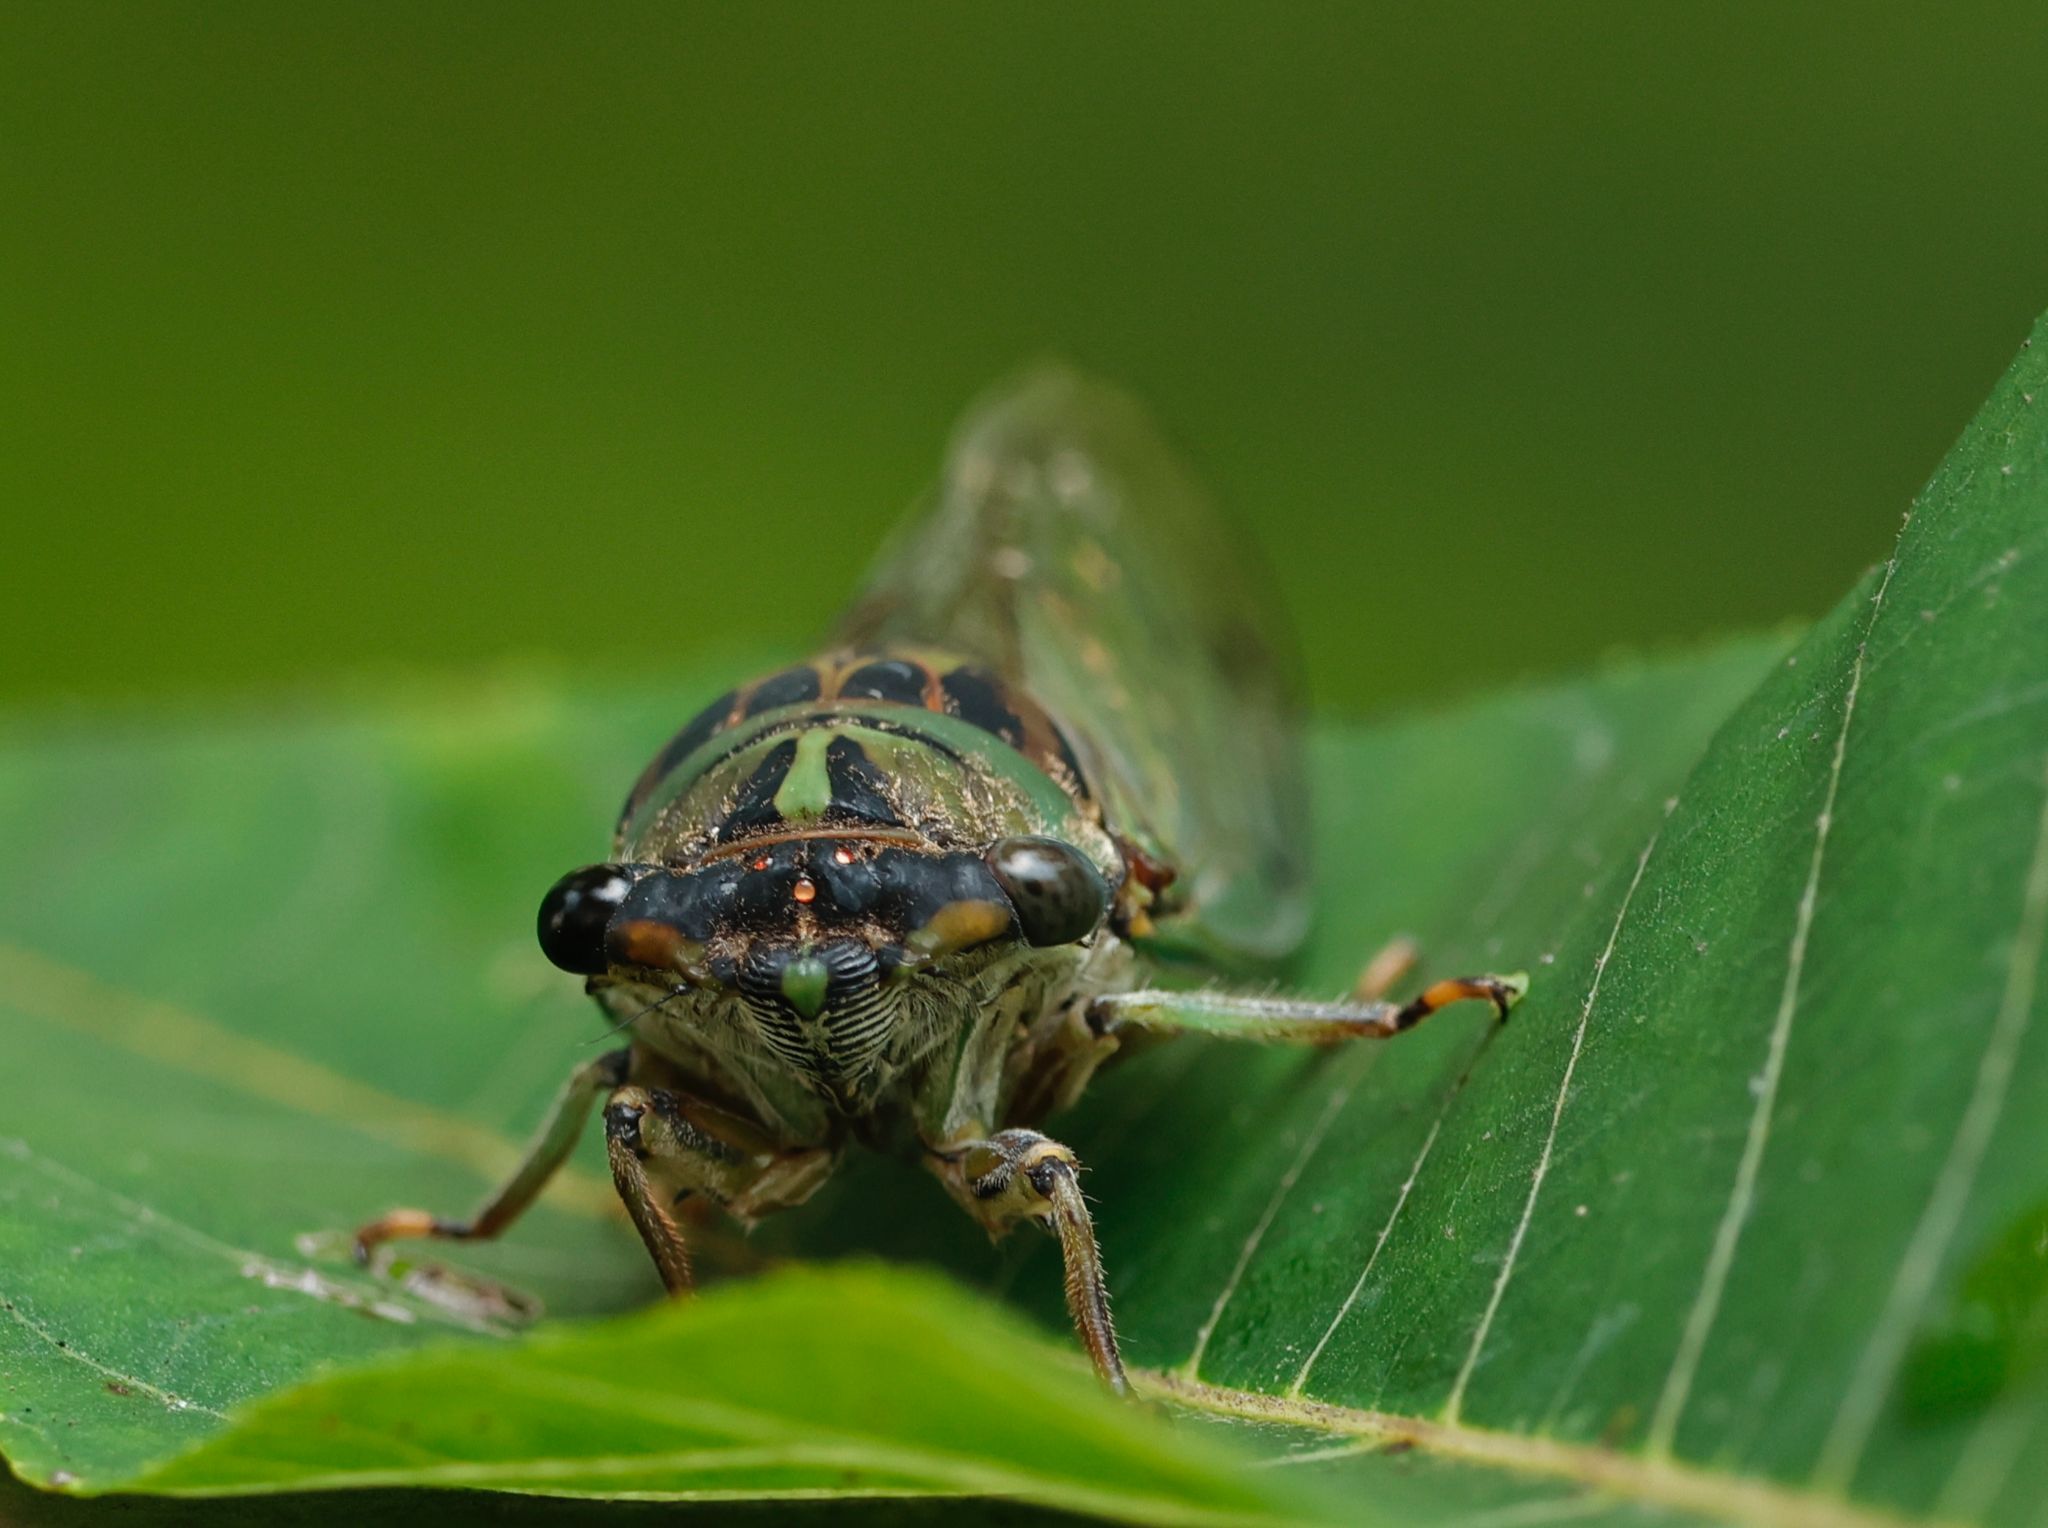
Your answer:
[984,836,1108,947]
[538,864,640,974]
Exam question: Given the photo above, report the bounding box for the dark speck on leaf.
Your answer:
[104,1382,132,1397]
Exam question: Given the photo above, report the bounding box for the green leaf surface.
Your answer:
[3,320,2046,1525]
[124,1265,1326,1524]
[0,641,1768,1526]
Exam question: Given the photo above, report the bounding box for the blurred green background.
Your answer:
[7,3,2046,717]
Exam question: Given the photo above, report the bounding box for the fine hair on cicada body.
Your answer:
[356,368,1526,1394]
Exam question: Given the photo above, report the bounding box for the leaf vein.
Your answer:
[1,1138,503,1336]
[1288,1098,1447,1397]
[1181,1047,1376,1377]
[1143,1368,1955,1528]
[1931,1394,2042,1524]
[1443,818,1666,1422]
[0,943,619,1219]
[1813,751,2048,1489]
[1647,557,1897,1458]
[0,1289,227,1420]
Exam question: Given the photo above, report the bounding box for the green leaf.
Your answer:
[122,1264,1324,1524]
[0,640,1770,1525]
[3,316,2045,1525]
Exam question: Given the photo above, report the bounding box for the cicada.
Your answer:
[357,369,1522,1390]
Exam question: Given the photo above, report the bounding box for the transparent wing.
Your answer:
[836,366,1310,966]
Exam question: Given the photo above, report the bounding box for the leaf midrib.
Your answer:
[1140,1370,1952,1528]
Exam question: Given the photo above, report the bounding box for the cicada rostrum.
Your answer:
[356,369,1524,1390]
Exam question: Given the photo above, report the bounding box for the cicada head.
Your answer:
[536,832,1109,1097]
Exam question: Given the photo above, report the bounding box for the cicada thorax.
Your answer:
[591,649,1137,1116]
[616,649,1098,846]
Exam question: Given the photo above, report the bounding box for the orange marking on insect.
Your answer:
[833,847,855,865]
[612,919,687,970]
[752,855,771,871]
[792,876,817,904]
[1122,839,1178,894]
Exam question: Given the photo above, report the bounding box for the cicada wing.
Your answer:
[837,366,1310,966]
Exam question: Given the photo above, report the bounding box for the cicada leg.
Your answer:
[601,1085,839,1294]
[354,1047,633,1261]
[356,1050,836,1298]
[927,1129,1126,1394]
[1086,970,1528,1044]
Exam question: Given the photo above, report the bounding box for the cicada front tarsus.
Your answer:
[357,368,1525,1391]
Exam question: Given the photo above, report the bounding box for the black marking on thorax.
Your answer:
[719,738,798,839]
[940,666,1026,749]
[823,736,903,826]
[619,649,1094,837]
[708,728,909,843]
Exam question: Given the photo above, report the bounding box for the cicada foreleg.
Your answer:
[1086,970,1527,1045]
[603,1085,840,1294]
[926,1129,1127,1395]
[354,1046,633,1261]
[355,1051,837,1298]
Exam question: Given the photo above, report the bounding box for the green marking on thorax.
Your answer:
[773,729,837,823]
[623,701,1096,859]
[780,950,831,1020]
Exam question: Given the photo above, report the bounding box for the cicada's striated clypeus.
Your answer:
[356,368,1525,1391]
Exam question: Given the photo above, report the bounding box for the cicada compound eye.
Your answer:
[984,836,1109,948]
[537,864,641,974]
